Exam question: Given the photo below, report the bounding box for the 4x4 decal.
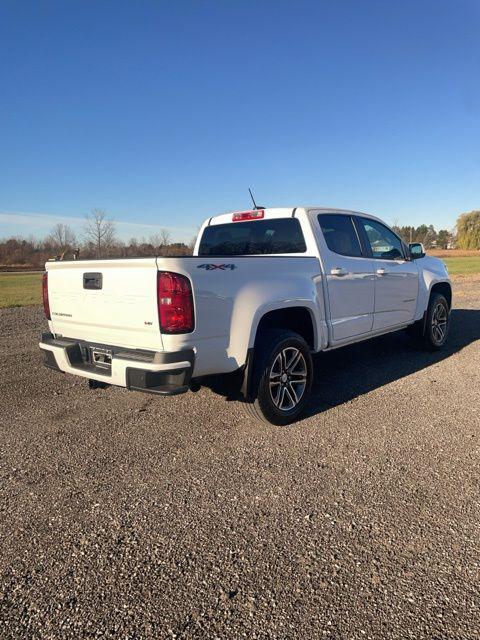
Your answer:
[197,263,237,270]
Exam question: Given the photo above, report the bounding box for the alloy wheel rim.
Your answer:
[431,303,448,344]
[269,347,307,411]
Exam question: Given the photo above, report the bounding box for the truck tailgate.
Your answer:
[46,258,163,351]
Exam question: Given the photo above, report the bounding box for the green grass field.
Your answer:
[1,258,480,309]
[442,257,480,275]
[0,272,43,308]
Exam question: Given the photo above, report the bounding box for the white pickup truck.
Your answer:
[40,207,451,425]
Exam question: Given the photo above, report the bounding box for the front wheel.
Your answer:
[423,293,450,350]
[243,329,313,426]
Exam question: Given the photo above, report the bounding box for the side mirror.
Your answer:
[409,242,425,259]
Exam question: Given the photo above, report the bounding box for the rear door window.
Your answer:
[198,219,307,256]
[318,214,363,257]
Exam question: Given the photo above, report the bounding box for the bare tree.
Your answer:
[84,209,116,258]
[47,223,77,257]
[160,228,171,247]
[150,228,172,256]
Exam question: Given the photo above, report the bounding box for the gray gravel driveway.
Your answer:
[1,277,479,639]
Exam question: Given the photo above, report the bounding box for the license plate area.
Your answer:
[91,347,112,370]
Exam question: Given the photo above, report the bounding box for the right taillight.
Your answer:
[157,271,194,334]
[42,272,51,320]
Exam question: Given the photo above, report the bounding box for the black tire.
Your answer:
[422,293,450,351]
[243,329,313,426]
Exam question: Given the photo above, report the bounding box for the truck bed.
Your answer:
[45,255,322,378]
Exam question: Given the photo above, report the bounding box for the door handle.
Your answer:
[376,267,388,276]
[330,267,348,277]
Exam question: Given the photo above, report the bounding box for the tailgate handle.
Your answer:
[83,272,103,290]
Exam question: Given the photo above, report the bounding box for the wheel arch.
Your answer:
[430,281,452,309]
[241,305,317,402]
[252,305,317,351]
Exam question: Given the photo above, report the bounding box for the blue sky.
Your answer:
[1,0,479,242]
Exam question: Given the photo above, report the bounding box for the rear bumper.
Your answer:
[39,333,194,396]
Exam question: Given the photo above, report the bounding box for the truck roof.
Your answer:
[207,206,381,226]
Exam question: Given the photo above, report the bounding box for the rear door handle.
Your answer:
[376,268,388,276]
[330,267,348,277]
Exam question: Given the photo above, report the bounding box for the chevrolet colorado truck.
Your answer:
[40,207,452,425]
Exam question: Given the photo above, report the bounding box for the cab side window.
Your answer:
[359,218,404,260]
[318,214,363,257]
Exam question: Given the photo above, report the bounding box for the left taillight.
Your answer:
[157,271,194,334]
[42,272,51,320]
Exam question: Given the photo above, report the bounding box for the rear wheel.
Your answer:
[423,293,450,350]
[243,329,313,425]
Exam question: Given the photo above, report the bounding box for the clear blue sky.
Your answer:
[1,0,479,242]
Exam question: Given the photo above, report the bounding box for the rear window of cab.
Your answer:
[198,219,307,256]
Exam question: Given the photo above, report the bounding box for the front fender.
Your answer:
[414,256,452,321]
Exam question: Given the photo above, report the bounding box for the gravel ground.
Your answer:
[1,277,479,639]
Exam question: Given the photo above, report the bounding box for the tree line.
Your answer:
[391,224,453,249]
[392,210,480,250]
[0,209,194,268]
[1,208,480,268]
